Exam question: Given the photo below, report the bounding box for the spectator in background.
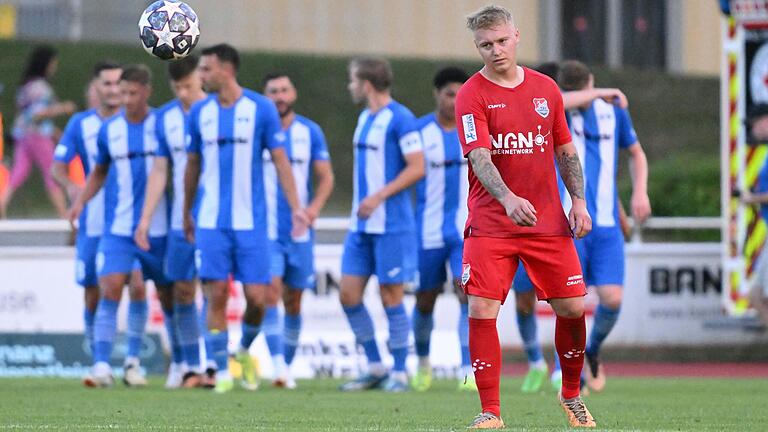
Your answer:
[0,45,76,218]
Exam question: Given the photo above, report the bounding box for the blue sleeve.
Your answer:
[156,110,170,158]
[187,105,201,154]
[616,107,638,149]
[393,109,422,156]
[759,164,768,193]
[310,123,330,162]
[95,123,111,165]
[261,98,285,151]
[54,115,80,163]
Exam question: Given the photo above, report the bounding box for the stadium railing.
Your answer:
[628,216,721,243]
[0,216,723,246]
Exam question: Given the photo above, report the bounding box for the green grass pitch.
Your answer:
[0,377,765,431]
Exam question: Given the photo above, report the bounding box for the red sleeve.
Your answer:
[551,88,572,146]
[455,83,491,157]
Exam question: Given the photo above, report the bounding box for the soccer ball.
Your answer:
[138,0,200,60]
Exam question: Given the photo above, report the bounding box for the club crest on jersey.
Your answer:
[533,98,549,118]
[462,263,471,286]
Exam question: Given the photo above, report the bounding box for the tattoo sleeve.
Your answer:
[468,148,511,203]
[556,147,585,200]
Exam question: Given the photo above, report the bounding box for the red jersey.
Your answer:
[455,67,572,238]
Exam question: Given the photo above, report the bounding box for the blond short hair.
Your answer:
[466,5,515,31]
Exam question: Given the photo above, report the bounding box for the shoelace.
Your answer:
[472,412,497,425]
[564,398,591,424]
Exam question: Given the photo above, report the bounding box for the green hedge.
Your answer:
[0,40,720,218]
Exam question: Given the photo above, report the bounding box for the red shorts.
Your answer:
[461,235,586,303]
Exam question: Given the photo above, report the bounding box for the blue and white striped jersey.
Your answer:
[187,90,283,231]
[263,114,330,243]
[96,111,168,237]
[561,99,638,227]
[415,113,468,249]
[54,109,106,237]
[156,99,189,232]
[350,100,422,234]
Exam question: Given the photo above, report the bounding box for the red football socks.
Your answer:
[469,317,502,417]
[555,313,587,399]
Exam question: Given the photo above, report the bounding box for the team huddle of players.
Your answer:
[53,4,649,429]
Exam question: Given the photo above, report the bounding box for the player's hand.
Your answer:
[597,88,628,109]
[305,205,320,225]
[59,101,77,115]
[134,219,151,251]
[569,198,592,239]
[741,190,758,205]
[291,209,310,239]
[67,201,83,230]
[502,194,537,227]
[65,184,83,204]
[619,215,633,241]
[183,212,196,243]
[357,192,384,219]
[631,192,652,225]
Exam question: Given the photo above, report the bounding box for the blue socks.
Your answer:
[385,303,409,373]
[84,308,96,354]
[263,306,284,358]
[127,300,148,360]
[283,313,301,365]
[459,303,470,368]
[342,303,382,365]
[413,303,471,371]
[200,297,215,369]
[516,309,543,364]
[263,306,287,377]
[93,299,119,364]
[240,322,261,351]
[206,329,229,373]
[412,308,434,358]
[586,304,621,356]
[174,302,201,371]
[162,306,182,364]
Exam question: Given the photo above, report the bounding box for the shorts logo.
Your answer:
[462,114,477,143]
[76,259,85,282]
[462,263,471,286]
[566,274,584,287]
[387,267,402,278]
[533,98,549,118]
[194,249,202,271]
[96,253,105,273]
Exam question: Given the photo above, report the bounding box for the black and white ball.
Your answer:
[139,0,200,60]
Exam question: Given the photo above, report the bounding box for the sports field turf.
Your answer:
[0,377,765,431]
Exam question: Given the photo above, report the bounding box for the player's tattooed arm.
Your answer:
[468,148,511,202]
[555,144,585,200]
[468,148,538,227]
